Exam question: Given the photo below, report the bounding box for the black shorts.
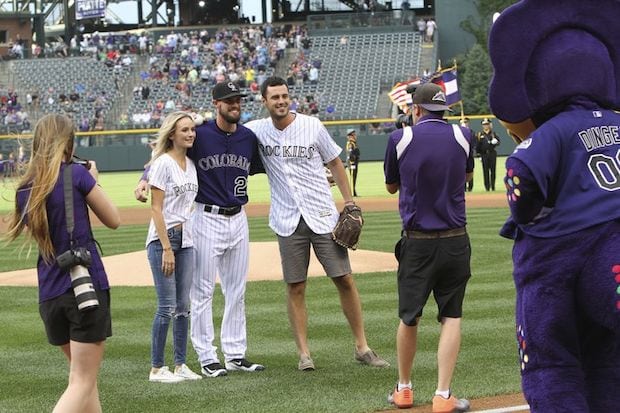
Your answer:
[395,234,471,326]
[39,289,112,345]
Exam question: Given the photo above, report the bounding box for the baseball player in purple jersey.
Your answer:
[245,76,388,371]
[384,83,474,411]
[489,1,620,411]
[136,82,265,377]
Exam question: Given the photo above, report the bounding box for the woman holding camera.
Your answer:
[6,113,120,412]
[145,111,201,383]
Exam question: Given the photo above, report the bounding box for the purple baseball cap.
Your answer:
[488,0,620,124]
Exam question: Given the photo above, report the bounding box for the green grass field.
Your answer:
[0,160,518,412]
[0,208,518,413]
[0,159,504,213]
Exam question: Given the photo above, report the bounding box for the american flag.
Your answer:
[388,78,421,112]
[388,67,461,112]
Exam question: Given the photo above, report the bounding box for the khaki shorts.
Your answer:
[277,218,351,283]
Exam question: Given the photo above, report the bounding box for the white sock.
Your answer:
[397,382,412,391]
[435,389,450,399]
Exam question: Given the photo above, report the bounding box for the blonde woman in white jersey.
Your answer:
[146,111,202,383]
[245,76,389,371]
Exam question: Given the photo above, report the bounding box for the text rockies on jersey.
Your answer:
[197,154,251,172]
[258,144,317,159]
[172,182,199,196]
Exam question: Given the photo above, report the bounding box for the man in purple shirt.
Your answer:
[384,83,473,411]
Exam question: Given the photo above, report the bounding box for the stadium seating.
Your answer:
[11,57,131,129]
[290,31,421,120]
[5,27,422,129]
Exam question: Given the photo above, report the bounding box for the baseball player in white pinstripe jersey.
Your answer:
[245,76,389,371]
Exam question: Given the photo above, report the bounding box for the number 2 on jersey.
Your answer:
[234,176,248,197]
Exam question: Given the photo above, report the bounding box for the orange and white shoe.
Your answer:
[432,394,470,412]
[388,385,414,409]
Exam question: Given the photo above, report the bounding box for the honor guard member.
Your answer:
[346,128,361,197]
[460,117,476,192]
[384,83,474,411]
[476,118,500,191]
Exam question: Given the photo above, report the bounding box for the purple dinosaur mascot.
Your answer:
[488,0,620,411]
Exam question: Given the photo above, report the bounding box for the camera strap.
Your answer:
[62,163,76,246]
[62,163,103,254]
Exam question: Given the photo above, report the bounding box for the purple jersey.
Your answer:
[16,163,108,303]
[384,114,474,231]
[506,107,620,237]
[189,120,264,206]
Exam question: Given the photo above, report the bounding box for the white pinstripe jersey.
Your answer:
[146,153,198,247]
[246,113,342,236]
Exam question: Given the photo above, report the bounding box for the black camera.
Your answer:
[56,247,92,270]
[72,155,92,170]
[56,248,99,312]
[395,113,412,129]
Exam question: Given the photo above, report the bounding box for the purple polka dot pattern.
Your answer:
[613,265,620,311]
[517,324,529,371]
[506,168,521,205]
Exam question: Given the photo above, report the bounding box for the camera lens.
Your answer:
[70,265,99,311]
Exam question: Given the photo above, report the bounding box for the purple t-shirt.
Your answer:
[189,120,264,207]
[16,163,108,302]
[384,114,474,231]
[505,106,620,237]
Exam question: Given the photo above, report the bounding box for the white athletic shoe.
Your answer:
[149,366,184,383]
[174,364,203,380]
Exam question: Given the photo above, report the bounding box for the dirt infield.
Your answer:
[113,193,507,227]
[380,393,528,413]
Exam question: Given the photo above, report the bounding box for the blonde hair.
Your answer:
[5,114,75,263]
[148,111,194,165]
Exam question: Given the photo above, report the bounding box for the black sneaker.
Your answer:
[225,358,265,372]
[201,362,227,377]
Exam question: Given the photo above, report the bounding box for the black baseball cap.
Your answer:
[411,83,452,112]
[212,82,247,100]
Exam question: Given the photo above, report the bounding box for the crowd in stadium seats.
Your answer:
[124,25,315,129]
[0,87,31,134]
[2,17,426,132]
[2,24,321,132]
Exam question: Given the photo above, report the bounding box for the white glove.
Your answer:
[491,137,499,145]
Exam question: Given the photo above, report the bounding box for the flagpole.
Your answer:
[460,101,465,121]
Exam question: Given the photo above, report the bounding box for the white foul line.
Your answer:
[471,405,530,413]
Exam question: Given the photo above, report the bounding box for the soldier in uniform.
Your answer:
[346,128,361,197]
[460,117,476,192]
[476,118,500,191]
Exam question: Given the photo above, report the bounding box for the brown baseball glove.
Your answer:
[332,204,364,250]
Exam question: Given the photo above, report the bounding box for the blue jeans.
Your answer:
[147,227,194,367]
